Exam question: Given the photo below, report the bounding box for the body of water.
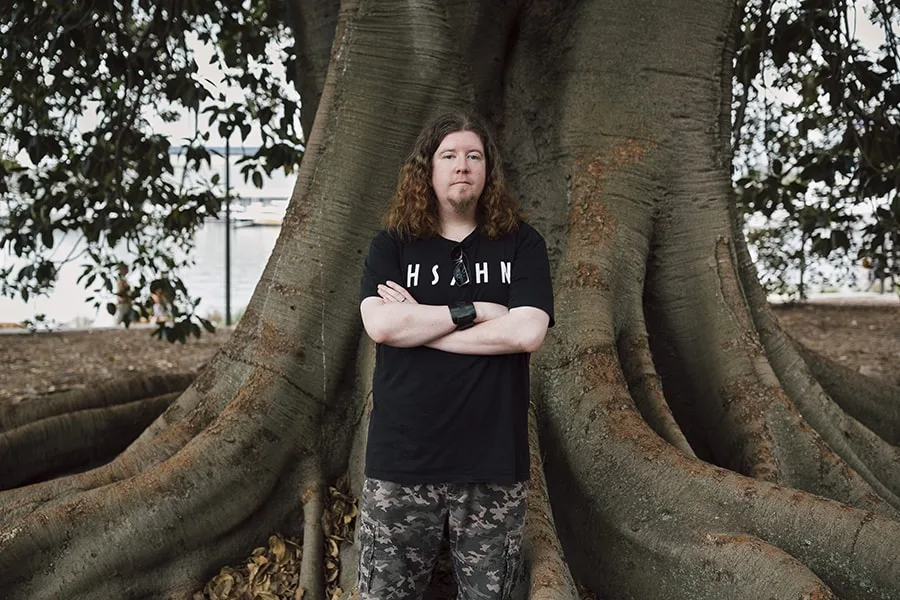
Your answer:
[0,222,280,328]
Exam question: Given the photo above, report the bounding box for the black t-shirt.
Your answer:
[359,222,555,484]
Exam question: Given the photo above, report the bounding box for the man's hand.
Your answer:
[361,283,455,347]
[377,280,418,304]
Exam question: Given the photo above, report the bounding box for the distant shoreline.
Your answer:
[1,292,896,336]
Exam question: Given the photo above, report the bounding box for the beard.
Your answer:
[448,185,481,216]
[452,197,475,215]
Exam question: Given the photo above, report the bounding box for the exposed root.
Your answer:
[641,235,787,484]
[617,329,696,457]
[194,477,362,600]
[728,220,900,510]
[540,277,900,599]
[0,356,263,522]
[0,372,193,431]
[690,533,836,599]
[0,380,220,522]
[0,392,177,490]
[603,527,837,600]
[797,343,900,446]
[524,404,580,600]
[0,393,201,521]
[298,479,326,600]
[706,237,787,482]
[749,305,900,511]
[0,371,323,599]
[540,383,900,599]
[645,235,899,516]
[322,477,359,600]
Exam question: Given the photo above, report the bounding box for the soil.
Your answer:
[1,303,899,404]
[770,302,900,387]
[0,325,227,404]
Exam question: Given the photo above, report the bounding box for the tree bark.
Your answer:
[284,0,340,139]
[797,342,900,445]
[2,0,899,598]
[0,392,177,490]
[0,372,193,431]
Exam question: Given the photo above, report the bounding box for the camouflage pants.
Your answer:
[356,478,527,600]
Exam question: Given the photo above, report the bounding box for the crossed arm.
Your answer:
[359,281,550,355]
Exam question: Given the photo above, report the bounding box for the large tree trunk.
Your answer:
[2,0,899,598]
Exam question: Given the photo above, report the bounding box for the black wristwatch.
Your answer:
[449,301,476,330]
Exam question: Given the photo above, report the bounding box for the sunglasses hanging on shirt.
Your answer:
[451,244,471,286]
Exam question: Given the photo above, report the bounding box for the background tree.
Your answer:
[0,0,309,340]
[734,0,900,297]
[2,1,900,600]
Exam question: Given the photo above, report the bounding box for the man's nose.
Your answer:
[455,157,469,172]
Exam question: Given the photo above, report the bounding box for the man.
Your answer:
[114,264,133,325]
[149,280,172,324]
[358,111,555,600]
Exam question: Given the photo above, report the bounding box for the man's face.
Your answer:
[431,130,487,216]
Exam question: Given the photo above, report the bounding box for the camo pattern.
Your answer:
[356,478,526,600]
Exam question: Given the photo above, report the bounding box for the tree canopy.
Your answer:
[0,0,307,339]
[734,0,900,296]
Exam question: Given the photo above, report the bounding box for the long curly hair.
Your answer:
[384,111,521,240]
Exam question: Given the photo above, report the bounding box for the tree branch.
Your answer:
[284,0,340,140]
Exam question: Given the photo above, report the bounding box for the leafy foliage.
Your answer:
[0,0,304,340]
[734,0,900,296]
[863,195,900,292]
[746,216,855,298]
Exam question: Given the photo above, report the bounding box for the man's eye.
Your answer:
[468,154,482,160]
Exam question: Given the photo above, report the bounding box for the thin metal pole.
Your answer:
[225,136,232,326]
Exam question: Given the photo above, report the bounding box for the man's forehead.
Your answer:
[436,130,484,152]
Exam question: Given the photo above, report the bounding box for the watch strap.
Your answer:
[449,301,476,330]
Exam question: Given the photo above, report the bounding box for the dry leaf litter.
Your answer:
[195,480,357,600]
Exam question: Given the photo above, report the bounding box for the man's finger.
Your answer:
[378,289,404,303]
[386,280,409,293]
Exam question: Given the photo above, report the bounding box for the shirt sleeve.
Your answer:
[508,223,555,327]
[360,230,403,302]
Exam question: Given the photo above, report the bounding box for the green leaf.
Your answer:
[771,159,783,176]
[41,229,54,249]
[831,229,850,251]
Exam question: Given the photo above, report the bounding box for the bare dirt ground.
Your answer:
[0,325,227,404]
[2,303,899,402]
[771,302,900,387]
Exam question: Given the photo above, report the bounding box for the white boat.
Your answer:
[245,199,288,226]
[209,198,288,226]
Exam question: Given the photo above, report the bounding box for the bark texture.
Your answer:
[2,0,899,598]
[285,0,340,139]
